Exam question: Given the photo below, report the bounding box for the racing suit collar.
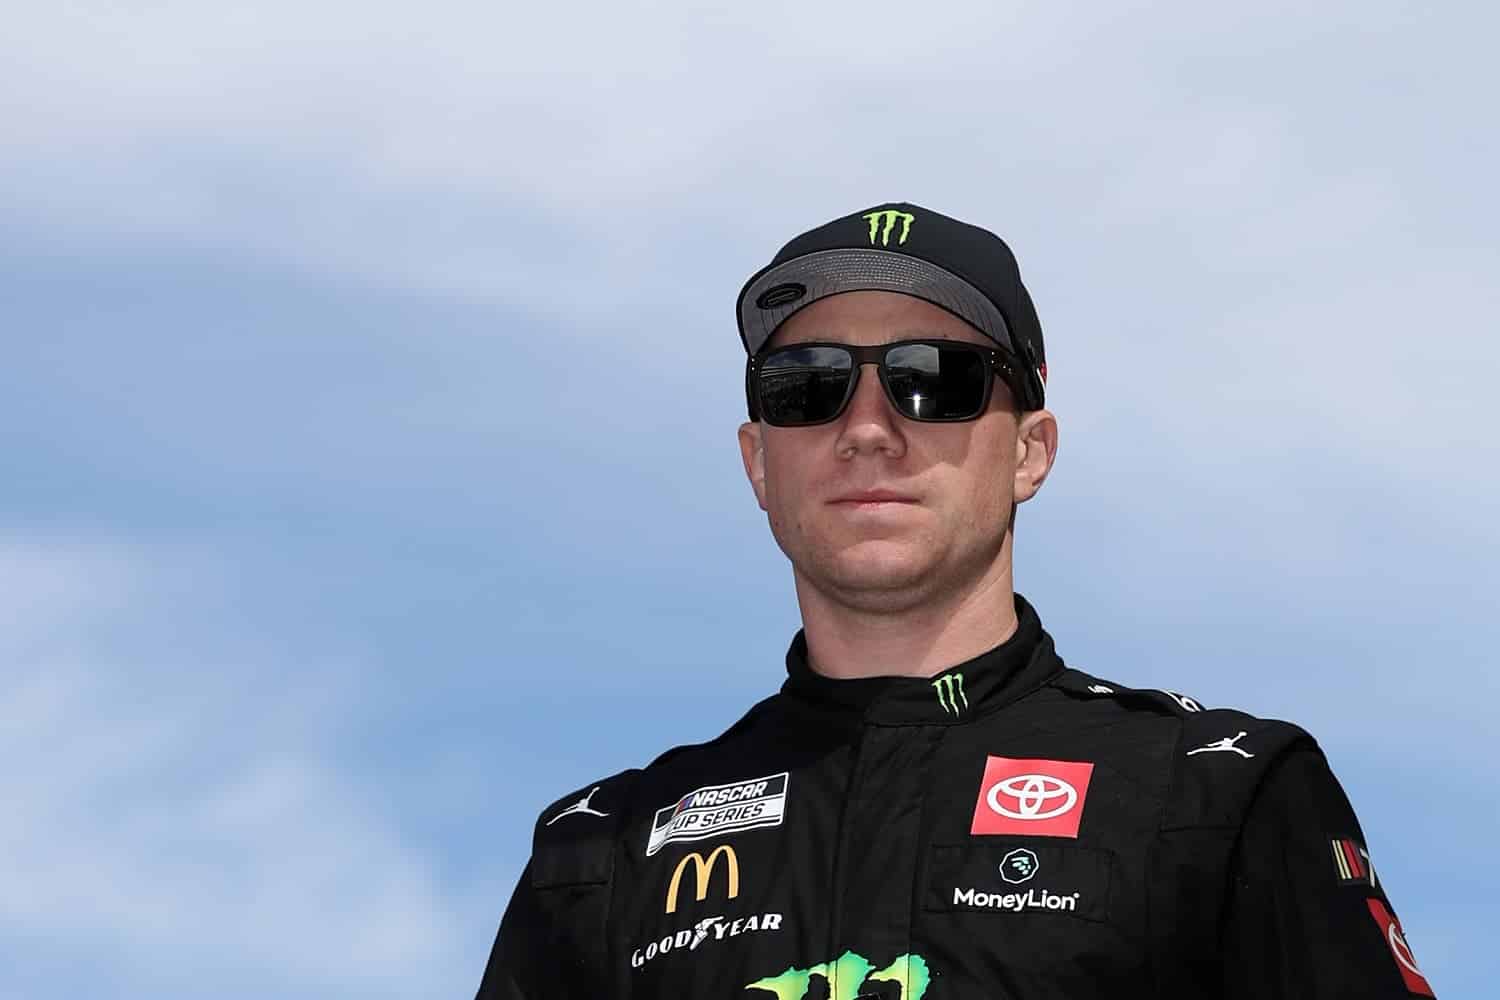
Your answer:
[780,593,1061,726]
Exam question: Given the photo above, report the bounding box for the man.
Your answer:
[475,203,1435,998]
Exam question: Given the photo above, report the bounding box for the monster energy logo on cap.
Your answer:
[932,673,968,716]
[863,209,914,246]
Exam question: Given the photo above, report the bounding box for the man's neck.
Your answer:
[793,556,1020,680]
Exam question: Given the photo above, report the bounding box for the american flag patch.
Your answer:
[1331,836,1379,889]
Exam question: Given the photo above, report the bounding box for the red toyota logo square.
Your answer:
[970,756,1095,838]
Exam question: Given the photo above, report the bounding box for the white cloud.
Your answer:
[4,2,1487,298]
[0,539,469,997]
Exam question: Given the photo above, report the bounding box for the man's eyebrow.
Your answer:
[880,328,951,342]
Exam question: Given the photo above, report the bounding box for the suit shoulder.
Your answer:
[1050,667,1309,732]
[1049,665,1221,718]
[529,768,641,888]
[1048,667,1320,827]
[527,693,781,883]
[533,768,643,837]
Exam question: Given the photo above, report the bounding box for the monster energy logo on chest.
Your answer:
[746,950,930,1000]
[933,672,968,715]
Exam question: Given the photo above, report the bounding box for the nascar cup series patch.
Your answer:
[646,773,789,857]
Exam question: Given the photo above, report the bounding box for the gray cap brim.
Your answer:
[737,248,1014,356]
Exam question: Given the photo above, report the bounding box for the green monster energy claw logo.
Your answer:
[932,672,968,715]
[746,950,931,1000]
[864,209,914,246]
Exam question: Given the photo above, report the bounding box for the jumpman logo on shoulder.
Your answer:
[545,786,611,825]
[1186,731,1255,759]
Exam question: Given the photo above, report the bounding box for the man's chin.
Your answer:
[816,547,941,601]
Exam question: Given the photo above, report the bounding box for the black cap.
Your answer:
[736,202,1047,409]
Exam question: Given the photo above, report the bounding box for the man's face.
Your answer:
[738,291,1057,614]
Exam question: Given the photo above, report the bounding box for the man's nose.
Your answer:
[834,362,906,456]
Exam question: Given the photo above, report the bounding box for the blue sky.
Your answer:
[2,2,1495,997]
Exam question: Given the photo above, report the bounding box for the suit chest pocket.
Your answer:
[915,840,1151,993]
[925,841,1116,921]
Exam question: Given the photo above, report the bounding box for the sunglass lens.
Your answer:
[758,346,854,426]
[883,344,988,420]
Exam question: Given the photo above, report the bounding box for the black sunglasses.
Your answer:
[746,339,1030,428]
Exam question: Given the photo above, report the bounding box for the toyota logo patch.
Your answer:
[987,774,1078,820]
[971,756,1095,838]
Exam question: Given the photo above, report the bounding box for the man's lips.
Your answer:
[828,490,919,506]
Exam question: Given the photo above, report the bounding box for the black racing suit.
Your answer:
[476,596,1435,999]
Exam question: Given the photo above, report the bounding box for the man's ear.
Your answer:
[1013,409,1059,504]
[737,421,769,511]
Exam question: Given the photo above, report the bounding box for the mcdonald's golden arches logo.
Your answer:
[665,845,740,914]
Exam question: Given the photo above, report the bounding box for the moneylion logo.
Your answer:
[863,209,915,246]
[745,949,931,1000]
[954,885,1081,913]
[932,672,968,715]
[665,846,739,914]
[999,847,1039,884]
